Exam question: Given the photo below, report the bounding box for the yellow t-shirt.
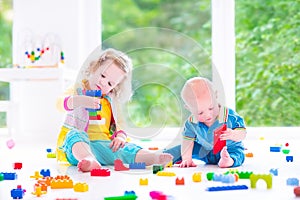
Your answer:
[87,97,112,140]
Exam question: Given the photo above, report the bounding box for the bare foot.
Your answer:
[154,153,173,166]
[77,157,102,172]
[218,146,234,168]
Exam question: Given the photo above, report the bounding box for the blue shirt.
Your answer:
[182,106,246,151]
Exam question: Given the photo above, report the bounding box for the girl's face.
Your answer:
[89,61,126,95]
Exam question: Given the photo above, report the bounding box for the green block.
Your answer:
[104,195,137,200]
[206,172,214,181]
[0,173,3,181]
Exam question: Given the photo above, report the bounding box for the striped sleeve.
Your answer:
[182,119,196,141]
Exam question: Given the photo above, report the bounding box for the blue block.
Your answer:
[2,172,17,180]
[269,168,278,176]
[86,90,102,97]
[129,162,146,169]
[270,146,281,152]
[286,156,293,162]
[40,169,51,177]
[11,188,25,199]
[287,178,299,186]
[206,185,248,191]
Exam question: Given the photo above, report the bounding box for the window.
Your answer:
[0,0,13,130]
[102,0,212,127]
[235,1,300,126]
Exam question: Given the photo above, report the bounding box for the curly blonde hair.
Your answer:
[77,48,133,102]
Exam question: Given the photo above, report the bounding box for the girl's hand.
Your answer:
[179,159,197,168]
[220,128,246,142]
[73,95,101,109]
[109,136,126,152]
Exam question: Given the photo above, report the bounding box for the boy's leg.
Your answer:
[220,145,245,167]
[218,146,234,168]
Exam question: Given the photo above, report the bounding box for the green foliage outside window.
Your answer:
[0,0,12,127]
[0,0,299,127]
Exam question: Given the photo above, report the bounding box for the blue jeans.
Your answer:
[163,142,245,167]
[60,129,142,166]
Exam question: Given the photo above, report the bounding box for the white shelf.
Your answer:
[0,68,62,82]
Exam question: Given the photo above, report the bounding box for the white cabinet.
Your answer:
[0,68,64,141]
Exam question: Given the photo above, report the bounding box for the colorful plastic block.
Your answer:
[165,161,172,168]
[74,182,89,192]
[213,124,227,154]
[156,171,176,176]
[149,191,168,200]
[91,168,111,176]
[30,171,43,180]
[250,174,272,189]
[6,138,15,149]
[13,162,22,170]
[287,178,299,186]
[40,169,51,177]
[286,156,293,162]
[192,172,202,182]
[47,152,56,158]
[282,149,290,154]
[104,195,138,200]
[129,162,146,169]
[294,186,300,197]
[34,183,48,192]
[32,186,47,197]
[269,168,278,176]
[2,172,17,180]
[124,191,136,195]
[114,159,129,171]
[245,152,254,157]
[148,147,159,150]
[86,90,102,97]
[51,176,73,189]
[270,146,281,152]
[11,187,26,199]
[152,164,164,174]
[175,177,185,185]
[236,171,253,179]
[0,173,4,181]
[206,172,214,181]
[206,185,248,191]
[38,176,53,186]
[139,178,148,185]
[223,174,235,183]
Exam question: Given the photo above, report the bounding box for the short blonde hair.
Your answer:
[181,77,216,106]
[80,48,133,102]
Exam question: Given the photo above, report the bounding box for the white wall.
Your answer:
[10,0,101,141]
[13,0,101,70]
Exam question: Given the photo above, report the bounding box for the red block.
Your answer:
[13,162,22,170]
[213,124,227,154]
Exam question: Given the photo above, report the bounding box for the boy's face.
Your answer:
[89,60,126,95]
[185,89,219,127]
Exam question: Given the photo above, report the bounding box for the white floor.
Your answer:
[1,128,300,200]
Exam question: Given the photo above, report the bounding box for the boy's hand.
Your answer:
[220,128,246,142]
[73,96,101,109]
[179,159,197,168]
[109,136,126,152]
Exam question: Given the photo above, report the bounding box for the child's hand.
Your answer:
[220,128,246,142]
[109,136,126,152]
[73,95,101,109]
[179,159,197,168]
